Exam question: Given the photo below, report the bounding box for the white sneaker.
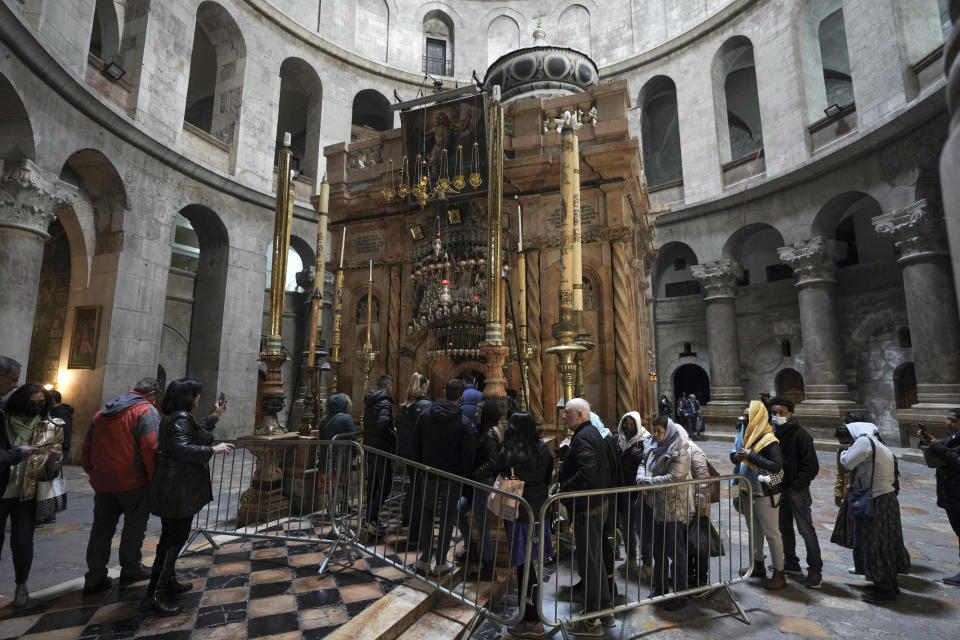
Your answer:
[848,567,863,575]
[414,558,433,575]
[431,561,455,576]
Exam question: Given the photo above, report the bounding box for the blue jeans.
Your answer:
[779,487,822,571]
[457,489,494,569]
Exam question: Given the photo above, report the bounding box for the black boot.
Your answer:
[140,551,183,616]
[167,572,192,595]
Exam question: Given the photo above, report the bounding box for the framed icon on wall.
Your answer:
[68,306,100,369]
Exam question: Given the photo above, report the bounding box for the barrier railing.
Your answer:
[184,438,365,576]
[350,445,538,638]
[537,474,755,634]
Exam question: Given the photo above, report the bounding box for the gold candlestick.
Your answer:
[358,277,379,394]
[328,268,344,395]
[301,177,330,435]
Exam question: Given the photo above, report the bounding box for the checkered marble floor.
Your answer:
[0,533,410,640]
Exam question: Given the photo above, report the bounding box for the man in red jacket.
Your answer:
[81,378,161,594]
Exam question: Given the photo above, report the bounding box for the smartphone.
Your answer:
[218,391,226,405]
[917,422,927,433]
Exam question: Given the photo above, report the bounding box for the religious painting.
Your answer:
[401,93,488,193]
[68,306,100,369]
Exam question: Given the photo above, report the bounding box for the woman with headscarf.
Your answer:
[731,400,786,590]
[636,415,693,610]
[616,411,649,575]
[840,420,910,603]
[0,384,63,607]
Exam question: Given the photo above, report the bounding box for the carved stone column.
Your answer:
[690,259,745,418]
[941,0,960,321]
[778,238,856,417]
[526,249,544,422]
[612,239,639,417]
[0,159,76,368]
[874,201,960,413]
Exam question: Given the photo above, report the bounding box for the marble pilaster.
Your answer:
[690,258,745,418]
[0,159,76,368]
[874,200,960,412]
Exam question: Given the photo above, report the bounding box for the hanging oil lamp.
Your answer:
[468,141,483,188]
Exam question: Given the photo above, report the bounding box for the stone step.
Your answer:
[325,582,435,640]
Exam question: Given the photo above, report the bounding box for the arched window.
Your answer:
[89,0,120,61]
[940,0,953,37]
[558,5,591,57]
[355,0,389,62]
[654,242,699,298]
[818,8,853,109]
[487,15,520,66]
[639,76,683,188]
[351,90,393,142]
[276,58,323,179]
[713,37,764,163]
[724,224,790,285]
[184,2,246,146]
[264,244,305,292]
[423,11,454,77]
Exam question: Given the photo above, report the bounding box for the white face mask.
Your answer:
[770,416,787,426]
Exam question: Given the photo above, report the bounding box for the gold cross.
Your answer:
[532,9,547,28]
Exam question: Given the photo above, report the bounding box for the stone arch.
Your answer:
[712,35,763,164]
[177,204,229,402]
[89,0,121,61]
[775,367,806,405]
[722,223,790,286]
[638,75,683,188]
[264,239,309,292]
[184,2,247,146]
[355,0,390,62]
[351,89,393,139]
[276,58,323,180]
[653,241,699,298]
[893,362,917,409]
[0,73,35,161]
[487,15,520,66]
[26,217,72,385]
[810,191,888,267]
[793,0,854,124]
[671,363,710,405]
[558,5,591,57]
[423,9,456,76]
[61,149,128,257]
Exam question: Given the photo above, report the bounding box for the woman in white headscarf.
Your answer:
[840,420,910,603]
[616,412,649,574]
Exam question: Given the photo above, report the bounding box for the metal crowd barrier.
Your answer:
[351,445,538,638]
[184,438,365,576]
[537,474,755,634]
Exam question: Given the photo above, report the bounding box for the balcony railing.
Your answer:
[422,55,454,77]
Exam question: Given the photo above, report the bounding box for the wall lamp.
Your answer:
[102,61,126,82]
[823,103,842,119]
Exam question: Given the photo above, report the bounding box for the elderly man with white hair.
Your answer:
[558,398,616,635]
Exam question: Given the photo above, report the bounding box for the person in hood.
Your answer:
[459,372,483,425]
[81,377,162,596]
[918,408,960,586]
[317,394,355,470]
[362,375,395,535]
[840,419,910,603]
[49,390,74,455]
[770,396,822,588]
[590,411,612,439]
[412,378,475,575]
[616,411,649,575]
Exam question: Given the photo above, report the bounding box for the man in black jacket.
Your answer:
[363,375,395,534]
[558,398,615,634]
[919,408,960,586]
[413,379,476,575]
[771,396,822,588]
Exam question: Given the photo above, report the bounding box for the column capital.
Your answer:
[691,258,742,300]
[872,199,948,264]
[777,236,836,286]
[0,158,76,237]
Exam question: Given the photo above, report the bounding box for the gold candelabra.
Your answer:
[328,268,344,395]
[358,272,379,393]
[300,177,330,435]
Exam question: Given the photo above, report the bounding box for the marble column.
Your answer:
[941,0,960,324]
[0,159,76,368]
[874,201,960,408]
[690,259,745,416]
[777,237,854,407]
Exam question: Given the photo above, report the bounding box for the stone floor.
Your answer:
[1,441,958,639]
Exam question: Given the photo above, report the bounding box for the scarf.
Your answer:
[6,414,40,492]
[648,418,681,470]
[742,400,778,469]
[617,411,648,451]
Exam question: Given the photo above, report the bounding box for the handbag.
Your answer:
[845,438,876,519]
[830,498,853,549]
[487,468,525,522]
[35,469,68,520]
[687,515,725,558]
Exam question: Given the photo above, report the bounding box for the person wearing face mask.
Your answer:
[0,383,64,608]
[770,396,822,589]
[615,412,649,577]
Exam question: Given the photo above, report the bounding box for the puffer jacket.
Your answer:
[636,439,694,522]
[363,389,396,452]
[413,399,475,476]
[149,411,216,518]
[397,397,431,459]
[6,416,64,501]
[318,394,356,469]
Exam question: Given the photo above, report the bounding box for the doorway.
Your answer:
[776,368,806,406]
[672,364,710,407]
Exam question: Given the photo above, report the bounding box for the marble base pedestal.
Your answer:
[236,432,300,527]
[283,431,321,515]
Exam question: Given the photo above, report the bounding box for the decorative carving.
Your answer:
[612,240,638,417]
[357,296,380,324]
[872,199,948,263]
[777,237,836,286]
[0,158,77,234]
[690,259,743,300]
[526,249,543,421]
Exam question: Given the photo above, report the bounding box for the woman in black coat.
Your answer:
[143,379,232,615]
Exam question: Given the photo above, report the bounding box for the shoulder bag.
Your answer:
[488,467,525,522]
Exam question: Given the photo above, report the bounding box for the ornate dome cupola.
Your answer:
[483,22,599,104]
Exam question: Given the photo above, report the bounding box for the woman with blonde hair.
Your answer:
[731,400,786,590]
[398,373,431,542]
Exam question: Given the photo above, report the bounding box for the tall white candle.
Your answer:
[369,259,373,282]
[517,202,523,252]
[339,227,346,268]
